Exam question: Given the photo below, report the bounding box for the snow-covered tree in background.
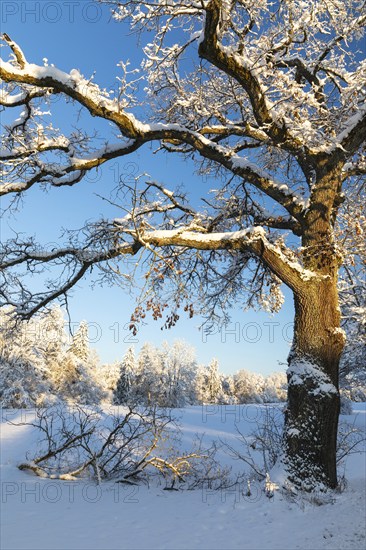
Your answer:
[196,359,222,404]
[38,307,67,366]
[1,1,366,488]
[100,361,121,399]
[206,359,222,403]
[160,340,198,407]
[0,311,52,407]
[69,321,89,362]
[134,342,162,406]
[234,369,265,404]
[113,346,136,405]
[220,374,237,404]
[0,355,53,408]
[52,350,105,405]
[0,306,294,408]
[0,307,37,361]
[57,321,105,404]
[0,308,54,407]
[263,372,287,403]
[0,310,105,406]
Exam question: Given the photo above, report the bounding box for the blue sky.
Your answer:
[0,1,295,375]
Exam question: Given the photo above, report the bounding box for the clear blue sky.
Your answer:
[0,1,295,375]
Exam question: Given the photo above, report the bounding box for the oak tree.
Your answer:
[1,1,365,490]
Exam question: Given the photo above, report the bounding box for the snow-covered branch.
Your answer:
[0,37,307,220]
[336,106,366,162]
[0,88,48,107]
[0,57,142,138]
[138,226,317,292]
[1,216,314,318]
[0,140,142,196]
[198,0,311,162]
[0,137,71,161]
[2,33,27,69]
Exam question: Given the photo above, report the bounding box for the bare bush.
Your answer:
[222,405,284,481]
[15,404,231,490]
[337,418,366,473]
[179,436,236,491]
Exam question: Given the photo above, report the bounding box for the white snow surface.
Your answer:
[1,404,365,550]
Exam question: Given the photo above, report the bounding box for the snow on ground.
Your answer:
[1,404,365,550]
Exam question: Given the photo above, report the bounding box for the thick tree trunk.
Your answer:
[285,276,345,490]
[283,168,347,491]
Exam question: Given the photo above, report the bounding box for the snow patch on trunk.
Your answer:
[287,359,338,396]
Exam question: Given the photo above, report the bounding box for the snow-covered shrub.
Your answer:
[176,438,234,491]
[337,419,366,480]
[225,399,365,493]
[18,405,173,482]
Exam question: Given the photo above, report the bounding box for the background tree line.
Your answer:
[0,307,363,409]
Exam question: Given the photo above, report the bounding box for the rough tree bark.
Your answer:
[285,165,346,489]
[286,278,344,489]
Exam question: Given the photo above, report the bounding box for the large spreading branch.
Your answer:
[0,220,320,318]
[0,39,307,221]
[137,226,314,292]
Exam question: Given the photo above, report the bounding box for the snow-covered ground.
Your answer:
[1,404,365,550]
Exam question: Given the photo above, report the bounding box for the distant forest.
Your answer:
[0,307,364,408]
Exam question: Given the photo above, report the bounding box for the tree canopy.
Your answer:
[0,0,364,320]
